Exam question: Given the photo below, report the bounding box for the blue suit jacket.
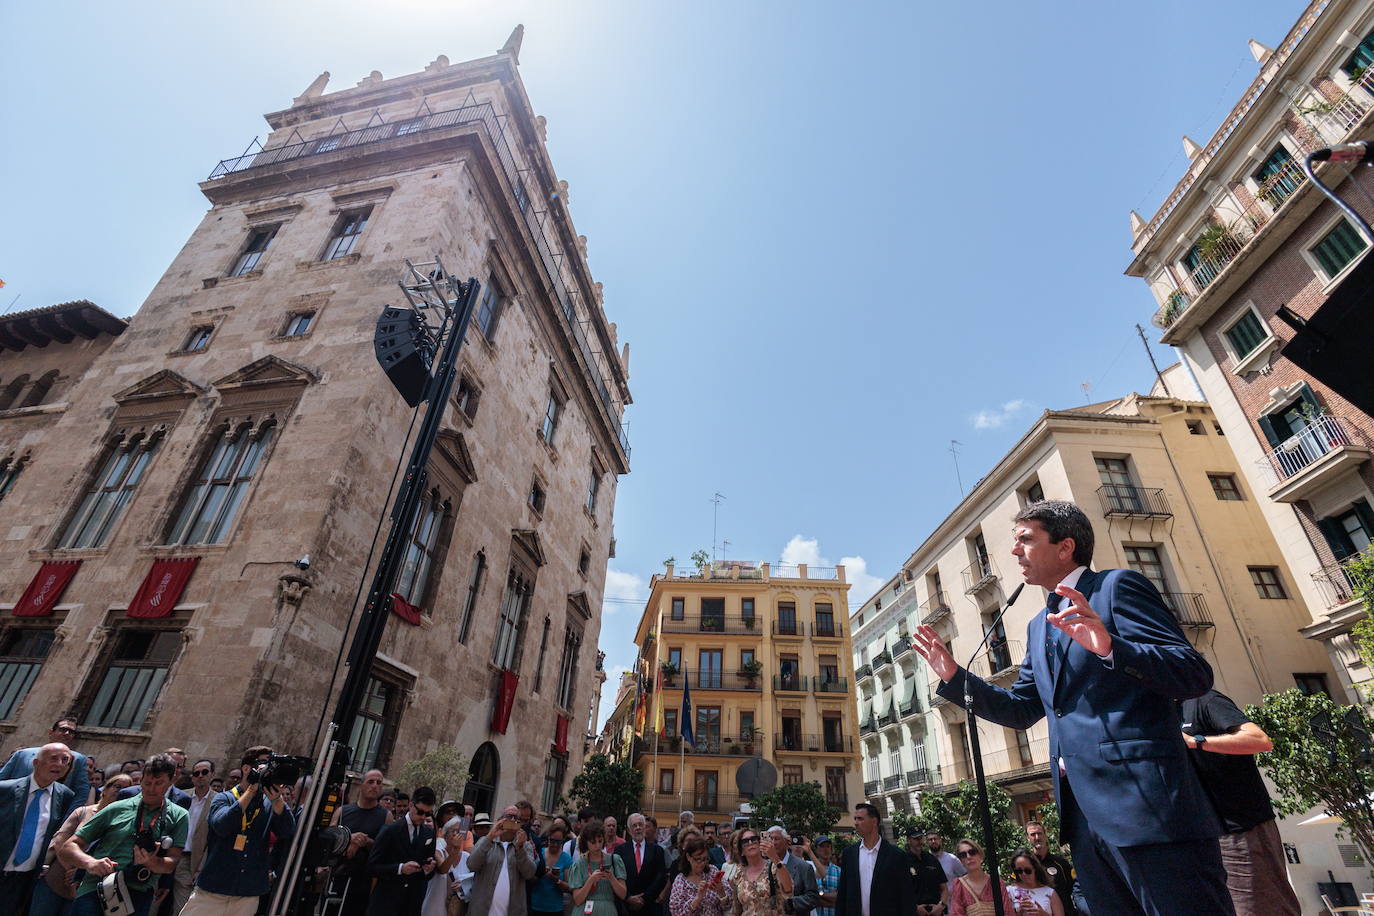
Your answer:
[0,747,89,807]
[937,568,1220,847]
[0,776,76,868]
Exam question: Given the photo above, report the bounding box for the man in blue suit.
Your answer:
[0,717,90,805]
[0,742,77,912]
[912,500,1232,916]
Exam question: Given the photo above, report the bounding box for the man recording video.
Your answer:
[59,753,187,916]
[180,745,296,916]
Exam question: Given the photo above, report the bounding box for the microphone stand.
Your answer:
[958,582,1025,916]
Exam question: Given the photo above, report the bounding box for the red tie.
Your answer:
[636,843,643,869]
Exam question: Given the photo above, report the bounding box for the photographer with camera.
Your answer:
[180,745,295,916]
[59,753,187,916]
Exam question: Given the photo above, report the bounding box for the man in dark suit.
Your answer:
[913,499,1231,915]
[765,826,820,914]
[0,742,77,912]
[366,785,438,916]
[835,803,915,916]
[617,812,667,915]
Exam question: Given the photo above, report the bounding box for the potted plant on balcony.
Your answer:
[728,742,741,755]
[743,728,758,755]
[743,614,756,630]
[660,660,678,686]
[741,659,763,687]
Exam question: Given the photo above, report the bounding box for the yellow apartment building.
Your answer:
[625,560,864,829]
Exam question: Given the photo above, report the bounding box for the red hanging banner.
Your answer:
[554,714,570,753]
[389,593,423,626]
[491,670,519,734]
[14,561,81,617]
[128,557,200,619]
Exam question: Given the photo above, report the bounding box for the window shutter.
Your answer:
[1256,414,1280,447]
[1352,500,1374,542]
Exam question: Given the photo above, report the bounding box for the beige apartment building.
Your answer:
[848,369,1368,903]
[613,561,864,829]
[0,29,628,816]
[1125,0,1374,702]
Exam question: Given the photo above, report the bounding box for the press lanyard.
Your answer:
[231,786,263,833]
[136,801,166,836]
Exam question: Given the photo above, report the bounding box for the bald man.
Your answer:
[0,742,76,912]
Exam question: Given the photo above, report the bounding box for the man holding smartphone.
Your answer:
[468,805,537,915]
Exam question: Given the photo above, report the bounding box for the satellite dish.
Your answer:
[736,757,777,797]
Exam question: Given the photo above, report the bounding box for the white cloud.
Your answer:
[601,568,647,614]
[840,555,886,607]
[780,535,888,609]
[970,399,1028,430]
[780,535,822,568]
[596,662,633,733]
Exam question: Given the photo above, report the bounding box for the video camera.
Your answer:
[245,753,312,790]
[97,832,173,915]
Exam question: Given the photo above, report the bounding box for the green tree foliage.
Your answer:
[1342,545,1374,690]
[567,754,644,825]
[395,745,469,803]
[889,809,923,843]
[917,782,1028,875]
[690,549,711,570]
[1246,689,1374,871]
[747,782,841,839]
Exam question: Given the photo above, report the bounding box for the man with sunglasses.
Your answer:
[366,785,438,916]
[170,760,216,914]
[0,718,90,808]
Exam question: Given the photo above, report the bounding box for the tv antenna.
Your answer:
[949,440,965,497]
[710,492,726,563]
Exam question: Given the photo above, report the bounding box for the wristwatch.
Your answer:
[1194,735,1208,751]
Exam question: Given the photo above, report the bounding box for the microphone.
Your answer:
[1309,141,1374,165]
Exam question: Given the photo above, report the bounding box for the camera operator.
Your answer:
[59,753,187,916]
[178,745,295,916]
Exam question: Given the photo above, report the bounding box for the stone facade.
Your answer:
[0,35,629,817]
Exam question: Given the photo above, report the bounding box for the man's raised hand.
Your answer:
[1048,585,1113,658]
[911,626,957,681]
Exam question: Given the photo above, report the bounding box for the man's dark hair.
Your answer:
[411,786,436,806]
[240,745,273,767]
[395,791,410,803]
[194,759,215,772]
[703,820,717,829]
[854,802,881,823]
[1014,499,1095,566]
[1025,821,1045,830]
[52,717,77,730]
[578,807,597,823]
[123,760,141,769]
[143,753,178,780]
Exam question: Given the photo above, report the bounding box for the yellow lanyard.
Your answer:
[231,786,262,834]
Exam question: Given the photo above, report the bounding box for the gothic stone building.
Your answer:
[0,29,630,816]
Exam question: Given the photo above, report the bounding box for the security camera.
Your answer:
[294,554,311,571]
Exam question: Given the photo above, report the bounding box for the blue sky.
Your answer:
[0,1,1312,729]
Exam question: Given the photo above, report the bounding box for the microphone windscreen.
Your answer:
[1006,582,1026,606]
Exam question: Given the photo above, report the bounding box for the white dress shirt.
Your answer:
[857,837,881,916]
[185,788,212,856]
[490,839,512,916]
[5,774,51,872]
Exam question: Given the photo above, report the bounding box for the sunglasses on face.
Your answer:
[741,837,761,845]
[956,850,976,858]
[192,769,212,777]
[1015,868,1036,876]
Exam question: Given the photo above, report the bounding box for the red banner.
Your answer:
[14,561,80,617]
[554,714,570,753]
[128,557,200,619]
[390,593,423,626]
[491,670,519,734]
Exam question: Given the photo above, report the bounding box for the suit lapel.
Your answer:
[1050,570,1099,696]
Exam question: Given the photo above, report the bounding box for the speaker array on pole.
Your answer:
[374,307,433,407]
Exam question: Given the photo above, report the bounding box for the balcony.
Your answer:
[906,767,935,789]
[1160,592,1214,629]
[1097,485,1172,519]
[642,792,755,815]
[882,773,905,791]
[660,668,763,692]
[963,558,998,595]
[863,779,879,797]
[971,640,1023,680]
[1312,560,1362,609]
[893,640,912,659]
[775,733,854,754]
[920,592,952,625]
[877,709,897,728]
[872,650,893,670]
[772,620,803,638]
[773,674,808,693]
[661,614,757,635]
[898,695,919,718]
[810,621,844,639]
[929,680,952,709]
[859,717,877,736]
[813,677,849,695]
[855,664,873,681]
[1255,416,1372,503]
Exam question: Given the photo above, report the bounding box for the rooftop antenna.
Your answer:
[722,539,732,561]
[1136,323,1173,397]
[710,492,726,564]
[1080,382,1093,403]
[949,440,965,497]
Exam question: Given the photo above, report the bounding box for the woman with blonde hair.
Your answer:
[948,838,1016,916]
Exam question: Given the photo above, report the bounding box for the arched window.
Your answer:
[19,370,58,408]
[0,375,30,411]
[463,742,500,815]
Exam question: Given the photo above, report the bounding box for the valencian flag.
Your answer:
[633,673,648,736]
[653,668,665,734]
[680,675,694,748]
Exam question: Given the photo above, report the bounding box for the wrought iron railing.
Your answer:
[772,674,808,692]
[813,678,849,694]
[661,614,756,635]
[877,709,896,728]
[660,668,763,691]
[907,767,934,788]
[899,696,919,717]
[855,664,873,681]
[859,717,876,736]
[208,98,630,457]
[972,640,1023,680]
[775,734,853,753]
[1097,485,1172,518]
[1312,560,1361,608]
[882,774,905,791]
[811,621,843,638]
[929,681,951,708]
[1256,415,1366,487]
[1160,593,1213,628]
[863,779,879,796]
[963,558,997,594]
[772,620,802,637]
[920,592,952,625]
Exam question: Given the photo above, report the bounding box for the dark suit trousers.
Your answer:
[0,869,37,914]
[1061,777,1234,916]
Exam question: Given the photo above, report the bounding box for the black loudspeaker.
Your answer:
[374,307,432,407]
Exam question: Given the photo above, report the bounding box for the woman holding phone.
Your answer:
[531,821,574,916]
[569,822,627,915]
[669,835,730,916]
[727,828,792,916]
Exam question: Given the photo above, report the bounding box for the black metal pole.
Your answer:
[331,277,480,735]
[962,690,1007,916]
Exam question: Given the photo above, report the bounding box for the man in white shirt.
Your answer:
[834,803,915,916]
[0,742,76,913]
[172,758,216,914]
[467,805,535,916]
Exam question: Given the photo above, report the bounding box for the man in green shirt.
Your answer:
[59,752,188,916]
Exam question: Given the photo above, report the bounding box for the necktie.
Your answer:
[13,786,46,867]
[1045,593,1063,674]
[636,842,643,869]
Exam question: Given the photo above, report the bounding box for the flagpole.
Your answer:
[649,604,664,820]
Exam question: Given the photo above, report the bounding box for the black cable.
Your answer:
[309,399,423,757]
